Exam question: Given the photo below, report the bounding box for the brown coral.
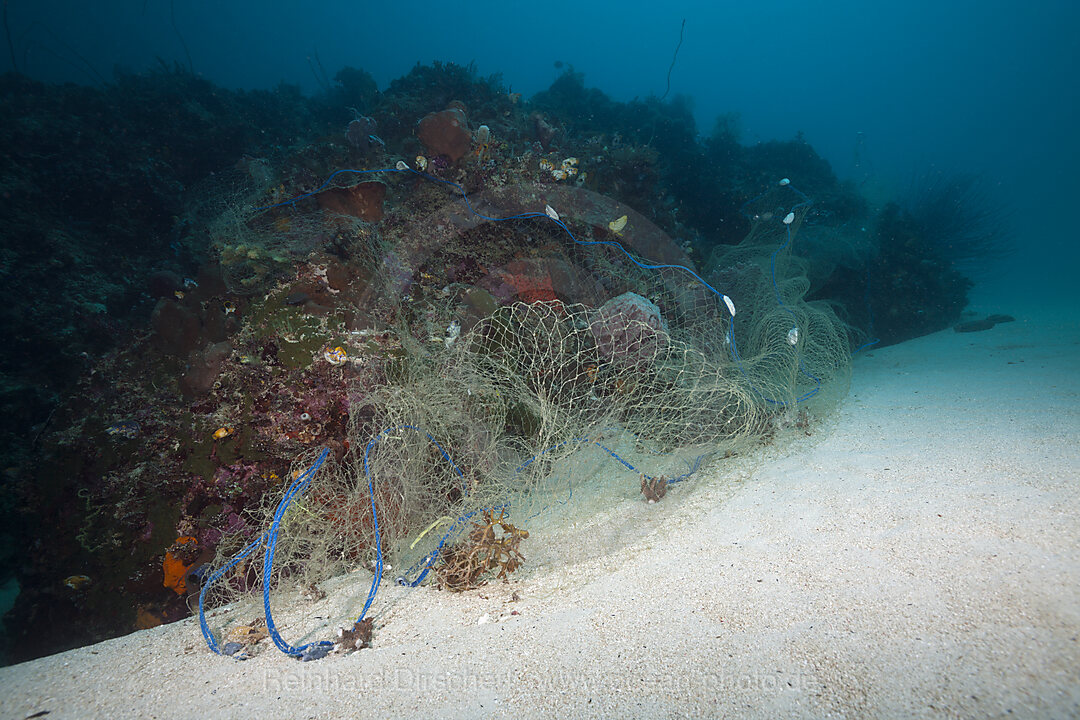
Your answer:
[641,474,668,503]
[333,617,374,653]
[590,292,669,370]
[417,104,472,161]
[316,181,386,221]
[494,259,558,303]
[436,508,528,591]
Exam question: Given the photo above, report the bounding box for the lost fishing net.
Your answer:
[198,168,854,659]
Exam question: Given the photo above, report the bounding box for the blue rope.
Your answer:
[201,423,707,659]
[198,529,268,655]
[198,447,330,658]
[262,447,331,656]
[354,424,467,626]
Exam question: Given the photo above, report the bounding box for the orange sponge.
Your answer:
[163,536,198,595]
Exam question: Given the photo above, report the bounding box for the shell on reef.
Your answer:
[63,574,91,591]
[445,320,461,349]
[105,420,140,439]
[722,295,736,317]
[323,346,348,365]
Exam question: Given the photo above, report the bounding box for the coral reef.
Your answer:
[903,171,1010,265]
[0,58,979,665]
[810,202,973,345]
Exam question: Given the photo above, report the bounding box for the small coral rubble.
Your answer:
[641,474,668,503]
[333,617,374,653]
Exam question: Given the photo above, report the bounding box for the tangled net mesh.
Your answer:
[198,172,855,656]
[184,161,387,295]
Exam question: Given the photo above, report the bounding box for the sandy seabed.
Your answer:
[2,309,1078,720]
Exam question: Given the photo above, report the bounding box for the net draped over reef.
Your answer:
[198,166,856,659]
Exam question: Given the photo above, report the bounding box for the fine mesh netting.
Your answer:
[184,161,388,295]
[197,168,855,659]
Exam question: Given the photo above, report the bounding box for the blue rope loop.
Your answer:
[201,427,705,659]
[255,164,737,321]
[355,424,467,625]
[197,447,330,658]
[262,446,332,657]
[741,182,880,358]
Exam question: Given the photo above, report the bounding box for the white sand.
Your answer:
[2,311,1078,719]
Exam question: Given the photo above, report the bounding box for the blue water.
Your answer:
[9,0,1079,306]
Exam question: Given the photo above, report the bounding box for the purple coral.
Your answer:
[213,462,261,495]
[346,116,381,152]
[590,292,669,369]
